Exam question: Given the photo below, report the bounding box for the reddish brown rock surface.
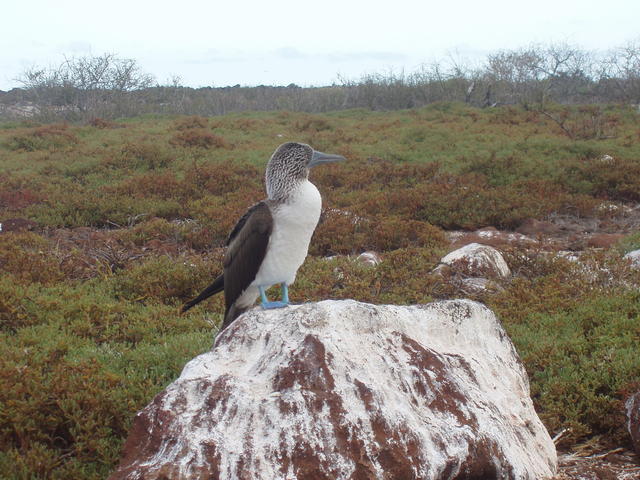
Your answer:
[109,300,556,480]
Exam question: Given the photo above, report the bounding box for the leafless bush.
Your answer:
[599,40,640,103]
[15,53,154,120]
[4,40,640,121]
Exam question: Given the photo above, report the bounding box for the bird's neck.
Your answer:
[267,176,310,203]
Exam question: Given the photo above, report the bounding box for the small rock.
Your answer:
[624,250,640,268]
[596,201,620,214]
[458,277,503,294]
[626,392,640,455]
[356,250,381,266]
[437,242,511,279]
[448,227,536,249]
[557,251,581,262]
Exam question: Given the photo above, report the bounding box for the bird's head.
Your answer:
[266,142,345,200]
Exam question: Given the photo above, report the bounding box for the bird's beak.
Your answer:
[308,150,346,168]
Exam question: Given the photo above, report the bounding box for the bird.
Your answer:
[181,142,345,331]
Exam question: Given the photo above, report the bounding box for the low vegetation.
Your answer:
[1,104,639,478]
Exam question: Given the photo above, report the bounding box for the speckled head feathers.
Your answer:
[265,143,310,201]
[265,142,345,201]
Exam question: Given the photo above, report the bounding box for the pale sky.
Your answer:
[1,0,639,91]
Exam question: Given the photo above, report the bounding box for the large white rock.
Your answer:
[110,300,556,480]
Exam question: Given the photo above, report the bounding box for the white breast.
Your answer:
[252,180,322,288]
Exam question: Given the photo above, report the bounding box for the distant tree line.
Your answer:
[1,41,640,121]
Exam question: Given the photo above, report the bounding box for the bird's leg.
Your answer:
[259,285,289,309]
[259,286,269,305]
[280,283,289,304]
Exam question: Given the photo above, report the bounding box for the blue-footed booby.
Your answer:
[181,142,345,330]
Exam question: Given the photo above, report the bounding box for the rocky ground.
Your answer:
[447,203,640,253]
[555,448,639,480]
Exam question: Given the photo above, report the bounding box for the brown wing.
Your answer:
[222,201,273,318]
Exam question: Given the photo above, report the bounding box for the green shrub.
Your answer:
[560,156,640,202]
[103,142,173,170]
[489,248,640,446]
[494,291,640,446]
[26,187,185,228]
[5,124,79,152]
[0,271,213,478]
[0,278,34,333]
[617,231,640,254]
[112,255,221,306]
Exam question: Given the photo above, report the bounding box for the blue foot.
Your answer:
[259,285,290,310]
[261,301,289,309]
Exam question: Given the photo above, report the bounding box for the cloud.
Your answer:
[273,47,407,63]
[184,49,250,64]
[274,47,308,59]
[324,51,408,62]
[57,41,93,55]
[182,47,407,66]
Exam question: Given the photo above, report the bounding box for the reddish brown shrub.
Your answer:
[0,188,42,210]
[115,217,215,252]
[311,208,369,256]
[111,142,173,169]
[565,156,640,202]
[88,118,121,129]
[0,232,64,285]
[183,161,261,196]
[369,216,446,251]
[6,124,79,151]
[294,116,332,132]
[111,172,183,199]
[232,118,259,132]
[33,124,78,142]
[170,129,229,149]
[173,116,209,130]
[312,157,440,192]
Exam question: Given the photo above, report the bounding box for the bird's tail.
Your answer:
[221,302,248,331]
[180,274,224,314]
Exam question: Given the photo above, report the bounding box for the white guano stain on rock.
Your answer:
[110,299,557,480]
